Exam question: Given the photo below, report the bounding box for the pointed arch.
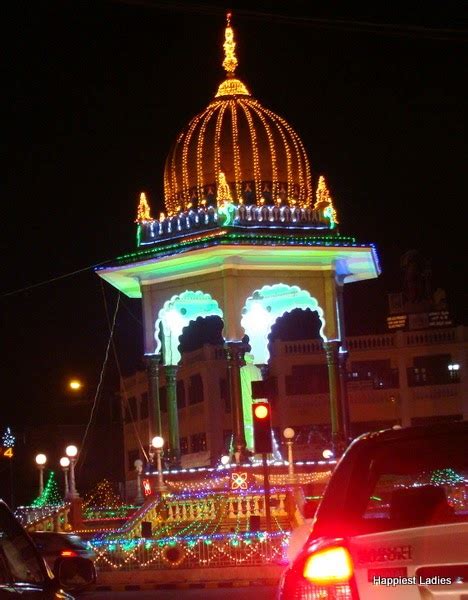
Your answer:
[240,283,327,364]
[155,291,223,365]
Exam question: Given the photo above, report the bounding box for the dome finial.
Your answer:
[223,12,238,78]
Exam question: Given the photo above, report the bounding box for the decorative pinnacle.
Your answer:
[135,192,154,223]
[223,12,238,78]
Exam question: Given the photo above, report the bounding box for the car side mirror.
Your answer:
[56,557,96,591]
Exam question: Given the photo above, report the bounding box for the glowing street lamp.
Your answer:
[151,436,167,493]
[65,445,79,498]
[59,456,70,497]
[68,379,83,392]
[283,427,295,482]
[35,453,47,495]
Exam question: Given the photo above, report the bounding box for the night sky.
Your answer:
[2,1,467,502]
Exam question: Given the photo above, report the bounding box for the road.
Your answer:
[81,586,276,599]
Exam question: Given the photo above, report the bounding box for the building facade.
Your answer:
[120,324,467,497]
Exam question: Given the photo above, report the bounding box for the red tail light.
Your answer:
[303,545,353,584]
[60,550,78,557]
[281,540,357,599]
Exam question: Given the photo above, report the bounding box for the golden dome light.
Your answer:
[163,13,312,213]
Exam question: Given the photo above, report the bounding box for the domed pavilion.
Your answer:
[96,14,380,464]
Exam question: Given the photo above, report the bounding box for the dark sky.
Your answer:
[1,0,467,499]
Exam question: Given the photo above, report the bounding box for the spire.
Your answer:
[314,175,339,227]
[135,192,154,223]
[217,171,233,203]
[215,13,250,97]
[222,12,238,78]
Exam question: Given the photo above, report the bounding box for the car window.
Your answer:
[352,431,468,534]
[0,505,44,584]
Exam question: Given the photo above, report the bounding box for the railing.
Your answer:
[138,204,331,244]
[15,504,71,532]
[270,327,464,357]
[90,531,289,570]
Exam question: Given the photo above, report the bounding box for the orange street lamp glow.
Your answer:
[69,380,82,391]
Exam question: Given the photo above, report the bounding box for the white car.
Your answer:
[278,420,468,599]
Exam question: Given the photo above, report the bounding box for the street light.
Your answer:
[134,459,144,505]
[65,445,79,498]
[151,436,167,493]
[35,453,47,495]
[68,379,83,392]
[59,457,70,497]
[220,455,230,467]
[322,449,334,460]
[283,428,295,482]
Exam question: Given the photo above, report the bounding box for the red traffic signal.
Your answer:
[252,401,272,454]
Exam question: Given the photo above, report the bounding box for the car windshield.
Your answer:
[0,504,45,584]
[319,428,468,536]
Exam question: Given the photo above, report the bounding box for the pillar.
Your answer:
[225,340,248,462]
[338,349,350,442]
[335,277,350,443]
[145,353,162,442]
[323,340,346,455]
[165,365,181,466]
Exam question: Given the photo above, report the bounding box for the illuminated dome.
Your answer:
[164,15,312,214]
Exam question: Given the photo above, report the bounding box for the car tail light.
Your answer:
[60,550,78,557]
[303,546,353,584]
[281,541,358,599]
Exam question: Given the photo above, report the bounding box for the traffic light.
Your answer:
[252,401,272,454]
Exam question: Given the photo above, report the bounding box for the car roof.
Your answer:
[351,419,468,448]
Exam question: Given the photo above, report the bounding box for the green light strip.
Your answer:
[107,230,360,268]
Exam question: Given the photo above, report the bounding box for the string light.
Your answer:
[31,471,63,508]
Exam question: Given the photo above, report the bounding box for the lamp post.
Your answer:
[283,427,295,483]
[59,457,70,497]
[35,453,47,496]
[134,459,144,505]
[151,436,167,493]
[65,445,79,498]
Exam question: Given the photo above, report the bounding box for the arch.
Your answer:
[155,291,223,365]
[240,283,327,364]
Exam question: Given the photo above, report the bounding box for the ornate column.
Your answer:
[338,349,350,443]
[323,340,346,455]
[145,353,162,441]
[335,277,350,443]
[225,340,248,462]
[165,365,181,466]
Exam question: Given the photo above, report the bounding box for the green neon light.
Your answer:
[111,230,358,266]
[156,291,223,365]
[241,283,326,364]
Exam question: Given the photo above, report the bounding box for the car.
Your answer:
[29,531,96,574]
[278,420,468,599]
[0,499,96,598]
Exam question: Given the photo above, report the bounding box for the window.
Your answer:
[177,380,186,409]
[408,354,454,386]
[0,504,45,584]
[125,396,137,423]
[180,437,188,455]
[189,374,204,405]
[220,377,230,412]
[191,432,207,452]
[127,449,139,471]
[349,360,398,389]
[334,428,468,536]
[140,392,148,419]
